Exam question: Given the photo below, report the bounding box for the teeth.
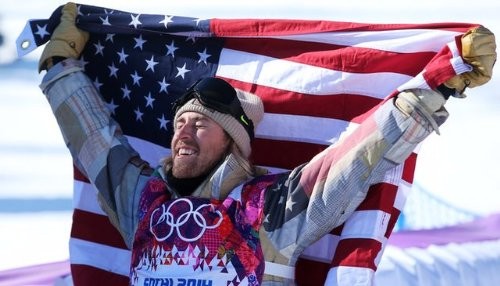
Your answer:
[179,148,195,155]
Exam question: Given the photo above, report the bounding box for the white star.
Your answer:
[145,55,159,72]
[197,48,210,65]
[108,62,119,78]
[134,107,144,122]
[144,93,155,108]
[134,34,147,50]
[104,9,115,14]
[93,41,105,56]
[159,15,174,28]
[121,84,131,100]
[165,41,178,57]
[278,195,285,205]
[129,14,142,29]
[117,48,129,64]
[285,199,297,213]
[175,63,190,79]
[100,15,111,26]
[93,77,103,91]
[105,33,115,42]
[131,71,142,86]
[106,99,119,115]
[158,77,170,93]
[34,24,50,39]
[158,114,169,130]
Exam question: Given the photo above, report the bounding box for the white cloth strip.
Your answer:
[264,261,295,279]
[448,41,473,76]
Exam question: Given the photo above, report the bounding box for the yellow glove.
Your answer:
[444,25,497,94]
[38,2,89,72]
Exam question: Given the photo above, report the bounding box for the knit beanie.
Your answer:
[174,88,264,158]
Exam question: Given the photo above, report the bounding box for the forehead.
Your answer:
[176,111,214,123]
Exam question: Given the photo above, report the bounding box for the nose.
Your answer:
[175,123,194,140]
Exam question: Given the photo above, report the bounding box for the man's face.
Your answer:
[171,111,231,178]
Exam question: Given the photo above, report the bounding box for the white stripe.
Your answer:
[264,261,295,279]
[217,48,411,98]
[73,181,106,215]
[394,180,412,211]
[126,135,170,165]
[325,265,374,286]
[69,237,131,276]
[266,29,463,53]
[258,113,350,145]
[341,210,390,242]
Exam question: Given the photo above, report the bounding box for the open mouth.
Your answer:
[177,148,197,157]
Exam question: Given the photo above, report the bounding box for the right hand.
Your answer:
[444,25,497,94]
[38,2,89,72]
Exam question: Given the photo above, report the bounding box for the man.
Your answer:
[38,3,496,286]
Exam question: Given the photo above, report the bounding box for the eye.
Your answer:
[175,121,184,130]
[195,123,206,129]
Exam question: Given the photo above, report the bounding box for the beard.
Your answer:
[171,141,231,179]
[171,153,224,179]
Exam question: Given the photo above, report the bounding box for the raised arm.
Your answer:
[263,25,496,263]
[38,3,151,248]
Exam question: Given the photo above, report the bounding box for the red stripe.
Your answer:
[73,165,90,183]
[71,209,129,250]
[402,153,418,183]
[423,45,459,89]
[251,138,326,169]
[71,264,129,286]
[295,258,330,285]
[330,238,382,269]
[356,183,398,213]
[225,79,381,122]
[330,225,343,236]
[212,19,476,36]
[386,208,402,238]
[224,37,435,76]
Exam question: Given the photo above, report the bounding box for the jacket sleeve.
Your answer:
[262,95,446,262]
[39,59,152,248]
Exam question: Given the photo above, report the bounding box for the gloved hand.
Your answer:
[38,2,89,72]
[444,25,497,94]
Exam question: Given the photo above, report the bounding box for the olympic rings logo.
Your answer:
[149,198,223,242]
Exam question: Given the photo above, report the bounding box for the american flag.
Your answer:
[19,3,477,285]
